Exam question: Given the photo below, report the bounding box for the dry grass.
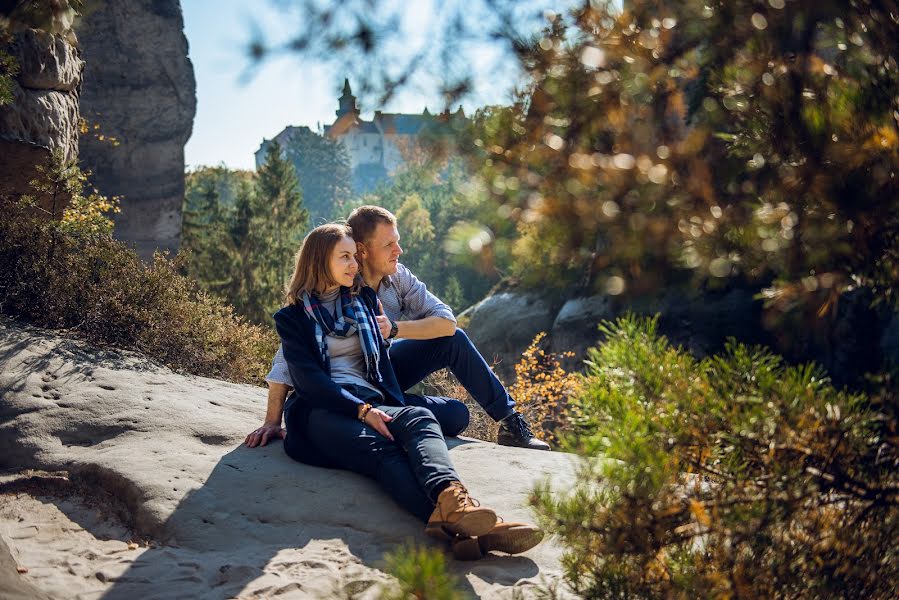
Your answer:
[415,368,498,443]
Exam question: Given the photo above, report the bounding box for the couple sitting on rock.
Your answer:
[245,206,548,560]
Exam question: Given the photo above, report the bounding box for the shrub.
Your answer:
[381,542,467,600]
[533,315,898,599]
[507,332,581,446]
[0,153,277,384]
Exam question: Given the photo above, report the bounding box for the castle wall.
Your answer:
[339,131,383,168]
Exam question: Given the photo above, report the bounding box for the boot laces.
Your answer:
[508,413,534,439]
[450,484,480,508]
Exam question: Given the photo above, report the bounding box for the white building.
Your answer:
[256,79,466,192]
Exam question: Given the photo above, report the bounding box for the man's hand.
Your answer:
[376,314,392,339]
[245,424,286,448]
[362,407,394,441]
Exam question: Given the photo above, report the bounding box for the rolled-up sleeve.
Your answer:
[393,263,456,323]
[264,344,295,387]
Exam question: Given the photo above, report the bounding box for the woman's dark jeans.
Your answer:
[403,393,469,437]
[304,385,461,522]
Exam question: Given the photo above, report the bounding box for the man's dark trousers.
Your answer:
[389,329,516,422]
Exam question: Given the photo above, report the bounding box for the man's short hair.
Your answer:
[347,205,397,244]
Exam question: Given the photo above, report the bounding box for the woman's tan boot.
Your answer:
[425,481,497,539]
[479,521,544,555]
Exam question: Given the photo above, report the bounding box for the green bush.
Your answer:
[0,153,277,384]
[534,315,898,599]
[381,542,467,600]
[181,143,308,326]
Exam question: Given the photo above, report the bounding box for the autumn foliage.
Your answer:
[508,332,581,445]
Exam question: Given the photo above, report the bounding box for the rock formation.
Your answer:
[0,319,578,599]
[464,291,557,377]
[0,28,83,209]
[77,0,196,260]
[463,286,897,385]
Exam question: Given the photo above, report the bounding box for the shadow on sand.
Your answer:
[1,436,536,598]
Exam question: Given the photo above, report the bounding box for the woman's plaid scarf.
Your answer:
[301,288,383,384]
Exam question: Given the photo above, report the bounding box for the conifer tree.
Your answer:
[182,167,233,293]
[254,141,309,320]
[280,128,352,225]
[182,154,307,325]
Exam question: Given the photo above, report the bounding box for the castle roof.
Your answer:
[318,81,469,140]
[373,112,432,135]
[324,109,466,138]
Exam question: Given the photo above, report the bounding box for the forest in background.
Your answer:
[181,126,515,324]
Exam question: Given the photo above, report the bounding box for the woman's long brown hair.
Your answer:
[284,223,359,305]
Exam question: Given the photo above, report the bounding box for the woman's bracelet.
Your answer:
[358,403,373,423]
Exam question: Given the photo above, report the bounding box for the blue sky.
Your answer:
[182,1,529,171]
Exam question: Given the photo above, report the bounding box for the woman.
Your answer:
[258,223,542,560]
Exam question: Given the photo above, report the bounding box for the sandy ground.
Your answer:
[0,466,564,600]
[0,482,396,599]
[0,472,398,599]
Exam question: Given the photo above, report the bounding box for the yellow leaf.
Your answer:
[689,499,711,527]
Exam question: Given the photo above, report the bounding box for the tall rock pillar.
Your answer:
[0,28,83,208]
[77,0,196,259]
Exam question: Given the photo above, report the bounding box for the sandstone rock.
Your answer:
[651,288,765,358]
[467,282,892,387]
[0,535,53,600]
[0,320,578,599]
[576,288,764,361]
[463,292,555,377]
[0,83,80,155]
[466,286,767,381]
[77,0,196,260]
[9,28,82,92]
[0,28,82,203]
[550,288,761,372]
[550,295,615,364]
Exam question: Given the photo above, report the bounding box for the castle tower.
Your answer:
[336,78,360,117]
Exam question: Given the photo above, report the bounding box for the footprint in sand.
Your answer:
[213,563,263,587]
[270,558,333,579]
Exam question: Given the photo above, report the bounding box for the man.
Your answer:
[246,205,549,451]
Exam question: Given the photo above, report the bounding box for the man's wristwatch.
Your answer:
[387,319,399,339]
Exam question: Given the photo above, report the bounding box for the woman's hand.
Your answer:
[245,423,286,448]
[362,407,394,441]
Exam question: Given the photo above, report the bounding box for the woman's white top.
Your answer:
[319,289,383,399]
